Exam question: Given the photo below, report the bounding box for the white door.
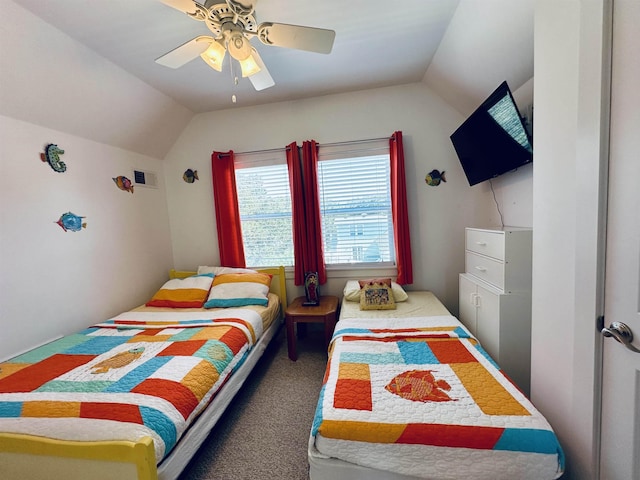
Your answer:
[599,0,640,478]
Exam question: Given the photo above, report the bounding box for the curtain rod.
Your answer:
[216,146,291,157]
[216,135,392,157]
[319,136,391,148]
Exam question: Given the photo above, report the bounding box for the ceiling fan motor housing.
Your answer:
[205,3,257,39]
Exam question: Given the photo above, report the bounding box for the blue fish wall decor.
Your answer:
[56,212,86,232]
[425,169,446,187]
[40,144,66,173]
[183,169,199,183]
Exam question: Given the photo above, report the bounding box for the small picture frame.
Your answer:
[303,271,320,306]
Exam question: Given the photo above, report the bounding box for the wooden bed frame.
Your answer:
[0,266,287,480]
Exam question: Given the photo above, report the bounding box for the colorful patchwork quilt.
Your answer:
[0,308,263,463]
[311,315,565,480]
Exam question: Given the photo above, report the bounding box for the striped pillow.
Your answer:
[146,274,214,308]
[204,272,272,308]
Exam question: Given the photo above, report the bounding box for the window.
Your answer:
[233,139,395,268]
[317,140,395,266]
[234,152,294,267]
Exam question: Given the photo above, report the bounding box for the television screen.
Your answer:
[450,81,532,186]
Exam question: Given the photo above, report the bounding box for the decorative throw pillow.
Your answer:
[204,272,272,308]
[146,274,214,308]
[358,277,392,289]
[360,282,397,310]
[343,279,409,302]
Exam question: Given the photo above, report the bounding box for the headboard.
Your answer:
[169,265,288,311]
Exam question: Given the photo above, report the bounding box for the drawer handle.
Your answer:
[475,266,487,272]
[475,241,487,246]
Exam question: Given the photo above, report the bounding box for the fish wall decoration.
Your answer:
[425,169,446,187]
[183,169,199,183]
[113,176,134,193]
[56,212,86,232]
[40,144,67,173]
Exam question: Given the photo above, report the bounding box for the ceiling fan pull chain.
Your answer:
[229,55,238,103]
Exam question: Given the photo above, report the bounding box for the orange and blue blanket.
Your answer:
[310,315,564,480]
[0,309,263,463]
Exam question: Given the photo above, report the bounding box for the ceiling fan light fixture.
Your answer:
[239,51,261,77]
[227,32,252,61]
[200,39,226,71]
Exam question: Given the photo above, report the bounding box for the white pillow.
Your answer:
[343,279,409,302]
[197,266,258,275]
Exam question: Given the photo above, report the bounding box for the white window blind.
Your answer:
[317,140,395,265]
[233,140,395,269]
[234,151,294,267]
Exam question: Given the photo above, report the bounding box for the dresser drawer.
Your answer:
[466,229,505,261]
[465,251,505,290]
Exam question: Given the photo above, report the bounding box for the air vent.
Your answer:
[133,169,158,189]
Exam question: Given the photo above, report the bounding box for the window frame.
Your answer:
[316,139,396,269]
[233,150,294,268]
[231,139,397,271]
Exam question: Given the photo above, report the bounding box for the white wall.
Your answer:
[163,82,494,310]
[531,2,609,478]
[478,77,535,228]
[424,0,534,116]
[0,115,174,360]
[0,0,193,159]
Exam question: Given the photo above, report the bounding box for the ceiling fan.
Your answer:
[156,0,336,91]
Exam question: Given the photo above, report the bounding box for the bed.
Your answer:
[308,281,564,480]
[0,266,287,480]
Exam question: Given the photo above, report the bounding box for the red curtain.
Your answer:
[211,150,246,267]
[293,140,326,285]
[390,131,413,285]
[286,142,307,285]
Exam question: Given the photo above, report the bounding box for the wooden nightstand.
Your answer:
[285,295,339,361]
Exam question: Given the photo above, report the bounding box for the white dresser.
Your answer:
[458,227,532,395]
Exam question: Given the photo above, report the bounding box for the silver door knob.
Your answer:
[601,321,640,353]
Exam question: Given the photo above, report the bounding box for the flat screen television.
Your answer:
[450,81,532,186]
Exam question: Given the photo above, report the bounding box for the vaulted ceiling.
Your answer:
[12,0,533,116]
[3,0,533,158]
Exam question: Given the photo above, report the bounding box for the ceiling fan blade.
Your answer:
[248,49,275,91]
[155,36,212,68]
[226,0,257,16]
[158,0,201,15]
[257,23,335,54]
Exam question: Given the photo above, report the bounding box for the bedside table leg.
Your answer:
[324,316,336,349]
[286,317,297,361]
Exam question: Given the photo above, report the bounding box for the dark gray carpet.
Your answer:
[179,325,327,480]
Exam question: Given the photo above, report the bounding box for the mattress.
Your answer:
[338,291,451,320]
[309,292,564,480]
[0,297,281,470]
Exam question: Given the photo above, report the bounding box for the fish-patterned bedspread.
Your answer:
[310,315,565,480]
[0,308,263,463]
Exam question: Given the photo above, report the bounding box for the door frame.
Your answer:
[593,0,614,477]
